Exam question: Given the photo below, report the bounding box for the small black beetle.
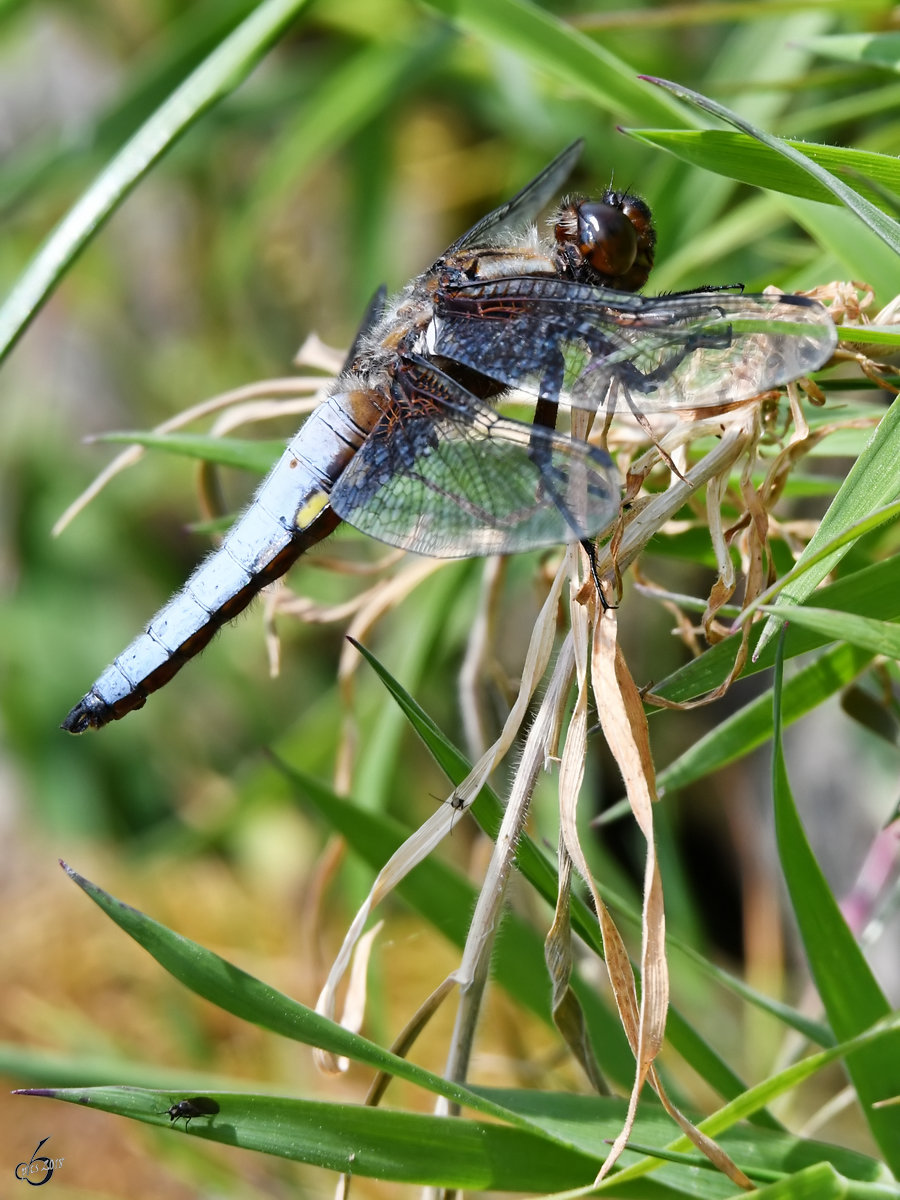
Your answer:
[158,1096,220,1129]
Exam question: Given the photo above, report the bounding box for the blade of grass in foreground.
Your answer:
[656,640,875,795]
[620,130,900,213]
[755,401,900,656]
[57,861,520,1126]
[13,1086,603,1191]
[0,0,313,364]
[642,76,900,254]
[771,634,900,1173]
[422,0,692,127]
[351,641,792,1122]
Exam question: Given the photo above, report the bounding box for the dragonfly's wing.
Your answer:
[431,279,837,412]
[442,141,583,257]
[344,284,388,365]
[329,353,620,558]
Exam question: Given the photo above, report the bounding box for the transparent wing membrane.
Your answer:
[330,357,620,557]
[433,282,837,412]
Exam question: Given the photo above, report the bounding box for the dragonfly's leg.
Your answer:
[532,356,615,587]
[580,537,613,609]
[532,352,566,430]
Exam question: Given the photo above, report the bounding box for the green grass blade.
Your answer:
[756,398,900,654]
[13,1086,603,1191]
[650,557,900,705]
[643,76,900,253]
[657,642,875,796]
[96,430,284,473]
[422,0,693,126]
[0,1042,275,1092]
[480,1087,889,1193]
[771,634,900,1172]
[269,754,637,1084]
[0,0,313,364]
[740,1164,899,1198]
[350,642,800,1117]
[622,130,900,212]
[760,605,900,660]
[57,861,526,1124]
[0,0,258,215]
[802,31,900,71]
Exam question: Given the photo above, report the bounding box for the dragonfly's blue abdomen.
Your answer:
[62,393,379,731]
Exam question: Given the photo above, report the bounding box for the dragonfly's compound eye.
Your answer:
[554,191,656,291]
[555,200,638,277]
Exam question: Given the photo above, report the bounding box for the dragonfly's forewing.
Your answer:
[442,140,583,257]
[330,354,620,557]
[432,279,838,413]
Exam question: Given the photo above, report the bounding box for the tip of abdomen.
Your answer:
[61,693,112,733]
[61,671,149,733]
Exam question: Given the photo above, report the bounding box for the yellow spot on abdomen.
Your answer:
[295,491,329,530]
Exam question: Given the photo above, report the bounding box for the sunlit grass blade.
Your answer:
[650,556,900,706]
[738,1163,897,1198]
[657,642,875,796]
[350,642,804,1117]
[96,431,283,473]
[422,0,693,126]
[0,1041,275,1092]
[0,0,313,364]
[772,634,900,1172]
[57,861,522,1123]
[480,1086,889,1193]
[269,754,637,1085]
[600,1014,900,1192]
[14,1086,604,1191]
[755,400,900,655]
[0,0,258,215]
[642,76,900,254]
[621,130,900,213]
[802,31,900,71]
[759,605,900,659]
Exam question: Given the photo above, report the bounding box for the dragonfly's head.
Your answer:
[553,189,656,293]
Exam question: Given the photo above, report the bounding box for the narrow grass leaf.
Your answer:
[759,605,900,660]
[474,1087,889,1192]
[803,31,900,71]
[657,641,875,796]
[270,755,636,1084]
[96,431,283,473]
[14,1086,603,1191]
[755,399,900,654]
[741,1164,895,1198]
[0,0,313,363]
[642,77,900,254]
[772,635,900,1172]
[57,861,531,1125]
[422,0,692,126]
[622,130,900,212]
[352,642,780,1119]
[650,557,900,705]
[0,1042,274,1093]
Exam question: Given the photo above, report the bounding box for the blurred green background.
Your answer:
[1,1,899,1195]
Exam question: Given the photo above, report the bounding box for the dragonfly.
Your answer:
[63,140,836,732]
